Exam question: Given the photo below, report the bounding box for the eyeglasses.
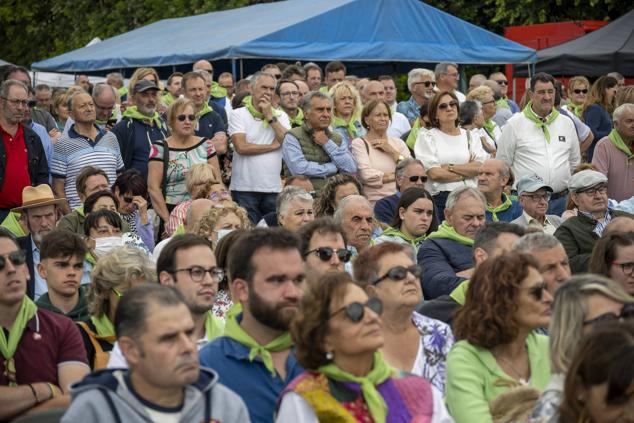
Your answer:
[330,297,383,323]
[372,265,422,285]
[408,175,428,183]
[522,193,551,202]
[173,266,225,283]
[445,72,460,79]
[280,91,300,98]
[438,101,458,111]
[527,282,548,301]
[305,247,352,263]
[611,261,634,275]
[210,191,230,201]
[0,250,27,271]
[495,80,508,86]
[177,114,196,122]
[573,89,588,94]
[583,303,634,326]
[123,196,134,204]
[578,185,608,196]
[414,81,436,88]
[482,99,496,106]
[1,97,29,108]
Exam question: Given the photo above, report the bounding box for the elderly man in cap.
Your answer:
[554,170,633,273]
[111,79,169,178]
[512,175,562,234]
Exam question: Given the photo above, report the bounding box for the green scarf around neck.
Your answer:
[162,92,175,107]
[204,311,225,341]
[223,313,293,375]
[333,115,359,139]
[0,297,37,386]
[244,96,282,128]
[406,117,421,150]
[487,193,513,222]
[483,119,497,139]
[608,129,634,162]
[522,101,559,143]
[496,98,510,110]
[196,102,214,118]
[381,226,426,246]
[90,313,116,340]
[288,108,304,127]
[570,103,584,118]
[122,106,163,129]
[426,220,474,246]
[318,351,394,423]
[209,81,227,99]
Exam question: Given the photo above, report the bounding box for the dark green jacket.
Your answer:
[36,285,90,321]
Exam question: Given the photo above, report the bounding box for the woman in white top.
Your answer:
[414,91,487,218]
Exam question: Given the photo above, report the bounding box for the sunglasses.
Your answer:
[573,89,588,94]
[0,250,27,271]
[372,265,422,285]
[583,303,634,326]
[415,81,436,88]
[330,297,383,323]
[305,247,352,263]
[408,175,428,183]
[495,80,508,86]
[438,101,458,111]
[123,196,134,204]
[528,282,548,301]
[210,191,230,201]
[177,114,196,122]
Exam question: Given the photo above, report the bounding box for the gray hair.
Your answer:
[92,82,117,101]
[66,90,89,112]
[607,72,624,82]
[445,186,486,213]
[513,232,563,253]
[395,158,424,180]
[300,91,332,112]
[333,194,371,224]
[459,100,482,126]
[613,103,634,123]
[0,79,28,99]
[469,74,487,87]
[277,186,313,217]
[489,72,505,80]
[34,84,51,93]
[250,71,276,90]
[106,72,124,84]
[482,80,502,100]
[434,62,458,81]
[407,68,435,91]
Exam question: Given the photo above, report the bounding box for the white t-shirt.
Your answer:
[454,90,466,103]
[387,111,411,139]
[228,107,290,193]
[414,127,488,195]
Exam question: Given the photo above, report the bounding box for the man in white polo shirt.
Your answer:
[228,72,290,224]
[497,72,580,216]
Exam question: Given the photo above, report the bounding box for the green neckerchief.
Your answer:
[122,106,163,129]
[118,87,128,98]
[406,117,421,150]
[209,81,227,99]
[1,211,27,238]
[0,297,37,386]
[95,107,118,126]
[570,103,584,118]
[381,226,426,246]
[175,224,185,235]
[319,86,329,94]
[90,313,116,340]
[522,101,559,143]
[496,98,510,110]
[318,351,395,423]
[204,311,225,341]
[426,221,474,246]
[196,102,214,118]
[76,205,85,217]
[243,96,282,128]
[162,92,175,107]
[332,115,359,139]
[608,129,634,163]
[223,312,293,375]
[288,108,304,127]
[483,119,497,139]
[487,193,513,222]
[449,279,470,305]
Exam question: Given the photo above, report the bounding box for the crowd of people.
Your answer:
[0,58,633,423]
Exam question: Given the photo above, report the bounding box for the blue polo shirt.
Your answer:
[199,334,304,423]
[196,110,225,139]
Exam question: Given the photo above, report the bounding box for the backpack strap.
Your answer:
[77,321,111,369]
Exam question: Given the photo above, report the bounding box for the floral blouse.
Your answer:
[411,311,455,392]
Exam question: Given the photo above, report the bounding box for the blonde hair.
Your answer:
[128,67,161,96]
[616,86,634,108]
[329,81,362,121]
[195,202,251,244]
[167,97,196,128]
[186,163,218,197]
[567,75,590,101]
[466,85,494,103]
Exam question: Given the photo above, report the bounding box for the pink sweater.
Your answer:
[591,136,634,202]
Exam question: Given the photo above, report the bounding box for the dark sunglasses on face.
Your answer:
[372,265,422,285]
[123,196,134,204]
[408,175,428,183]
[583,303,634,326]
[438,101,458,111]
[528,282,548,301]
[177,114,196,122]
[330,297,383,323]
[495,80,508,86]
[573,89,588,94]
[305,247,352,263]
[415,81,436,88]
[0,250,27,271]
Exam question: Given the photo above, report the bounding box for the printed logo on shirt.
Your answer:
[558,136,566,142]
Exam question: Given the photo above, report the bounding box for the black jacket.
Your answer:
[0,124,49,191]
[17,235,36,300]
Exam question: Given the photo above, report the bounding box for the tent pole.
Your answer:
[240,59,244,79]
[231,59,237,82]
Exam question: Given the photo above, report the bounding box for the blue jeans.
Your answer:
[231,191,278,224]
[547,194,567,216]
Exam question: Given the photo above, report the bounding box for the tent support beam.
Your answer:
[231,59,237,81]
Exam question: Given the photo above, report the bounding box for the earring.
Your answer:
[326,351,334,360]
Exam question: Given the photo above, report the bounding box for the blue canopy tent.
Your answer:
[32,0,535,77]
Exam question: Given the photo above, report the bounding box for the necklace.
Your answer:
[492,351,529,385]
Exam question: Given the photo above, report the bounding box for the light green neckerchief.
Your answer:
[570,103,584,118]
[426,221,474,246]
[608,129,634,163]
[381,226,426,246]
[333,115,359,139]
[75,205,85,218]
[288,108,304,127]
[318,351,395,423]
[0,297,37,386]
[1,211,27,238]
[244,96,282,128]
[496,98,510,110]
[162,92,175,107]
[95,107,118,126]
[223,313,292,375]
[196,102,214,118]
[204,311,225,341]
[118,87,128,99]
[175,224,186,235]
[209,81,227,99]
[122,106,163,129]
[406,117,422,150]
[483,119,497,139]
[487,193,513,222]
[90,313,116,340]
[522,101,560,143]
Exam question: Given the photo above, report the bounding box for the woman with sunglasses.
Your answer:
[314,173,364,217]
[446,252,553,423]
[277,272,453,422]
[148,97,221,235]
[375,187,438,253]
[354,242,454,393]
[111,169,154,251]
[582,75,619,161]
[415,91,487,218]
[589,232,634,295]
[565,76,591,118]
[529,274,634,423]
[329,82,364,147]
[351,99,412,205]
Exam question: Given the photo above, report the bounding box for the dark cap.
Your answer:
[133,79,160,94]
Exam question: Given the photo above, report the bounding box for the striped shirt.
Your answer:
[51,125,124,209]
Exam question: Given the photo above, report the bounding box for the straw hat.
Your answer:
[11,185,66,212]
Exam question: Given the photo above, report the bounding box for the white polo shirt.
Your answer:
[497,111,580,193]
[387,111,411,138]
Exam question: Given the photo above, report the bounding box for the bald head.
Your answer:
[362,81,385,104]
[193,60,213,75]
[185,199,214,231]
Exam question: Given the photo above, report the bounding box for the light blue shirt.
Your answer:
[28,122,53,184]
[397,96,422,123]
[282,131,357,178]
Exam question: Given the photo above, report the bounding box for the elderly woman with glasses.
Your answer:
[353,242,454,393]
[446,252,553,423]
[529,274,634,423]
[276,272,453,423]
[414,91,488,218]
[565,76,590,118]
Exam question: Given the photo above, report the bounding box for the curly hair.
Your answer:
[314,173,364,217]
[195,202,251,246]
[291,272,353,370]
[453,252,540,349]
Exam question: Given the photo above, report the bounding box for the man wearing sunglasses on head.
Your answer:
[0,228,89,421]
[397,68,436,126]
[298,217,350,281]
[374,158,428,225]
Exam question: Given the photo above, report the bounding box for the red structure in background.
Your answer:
[504,21,608,102]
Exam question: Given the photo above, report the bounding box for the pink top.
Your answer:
[166,199,192,236]
[351,136,412,204]
[591,136,634,202]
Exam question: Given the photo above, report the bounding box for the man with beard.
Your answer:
[111,80,169,178]
[298,217,349,281]
[199,228,305,423]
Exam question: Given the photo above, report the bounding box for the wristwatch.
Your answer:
[267,116,277,124]
[448,163,455,172]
